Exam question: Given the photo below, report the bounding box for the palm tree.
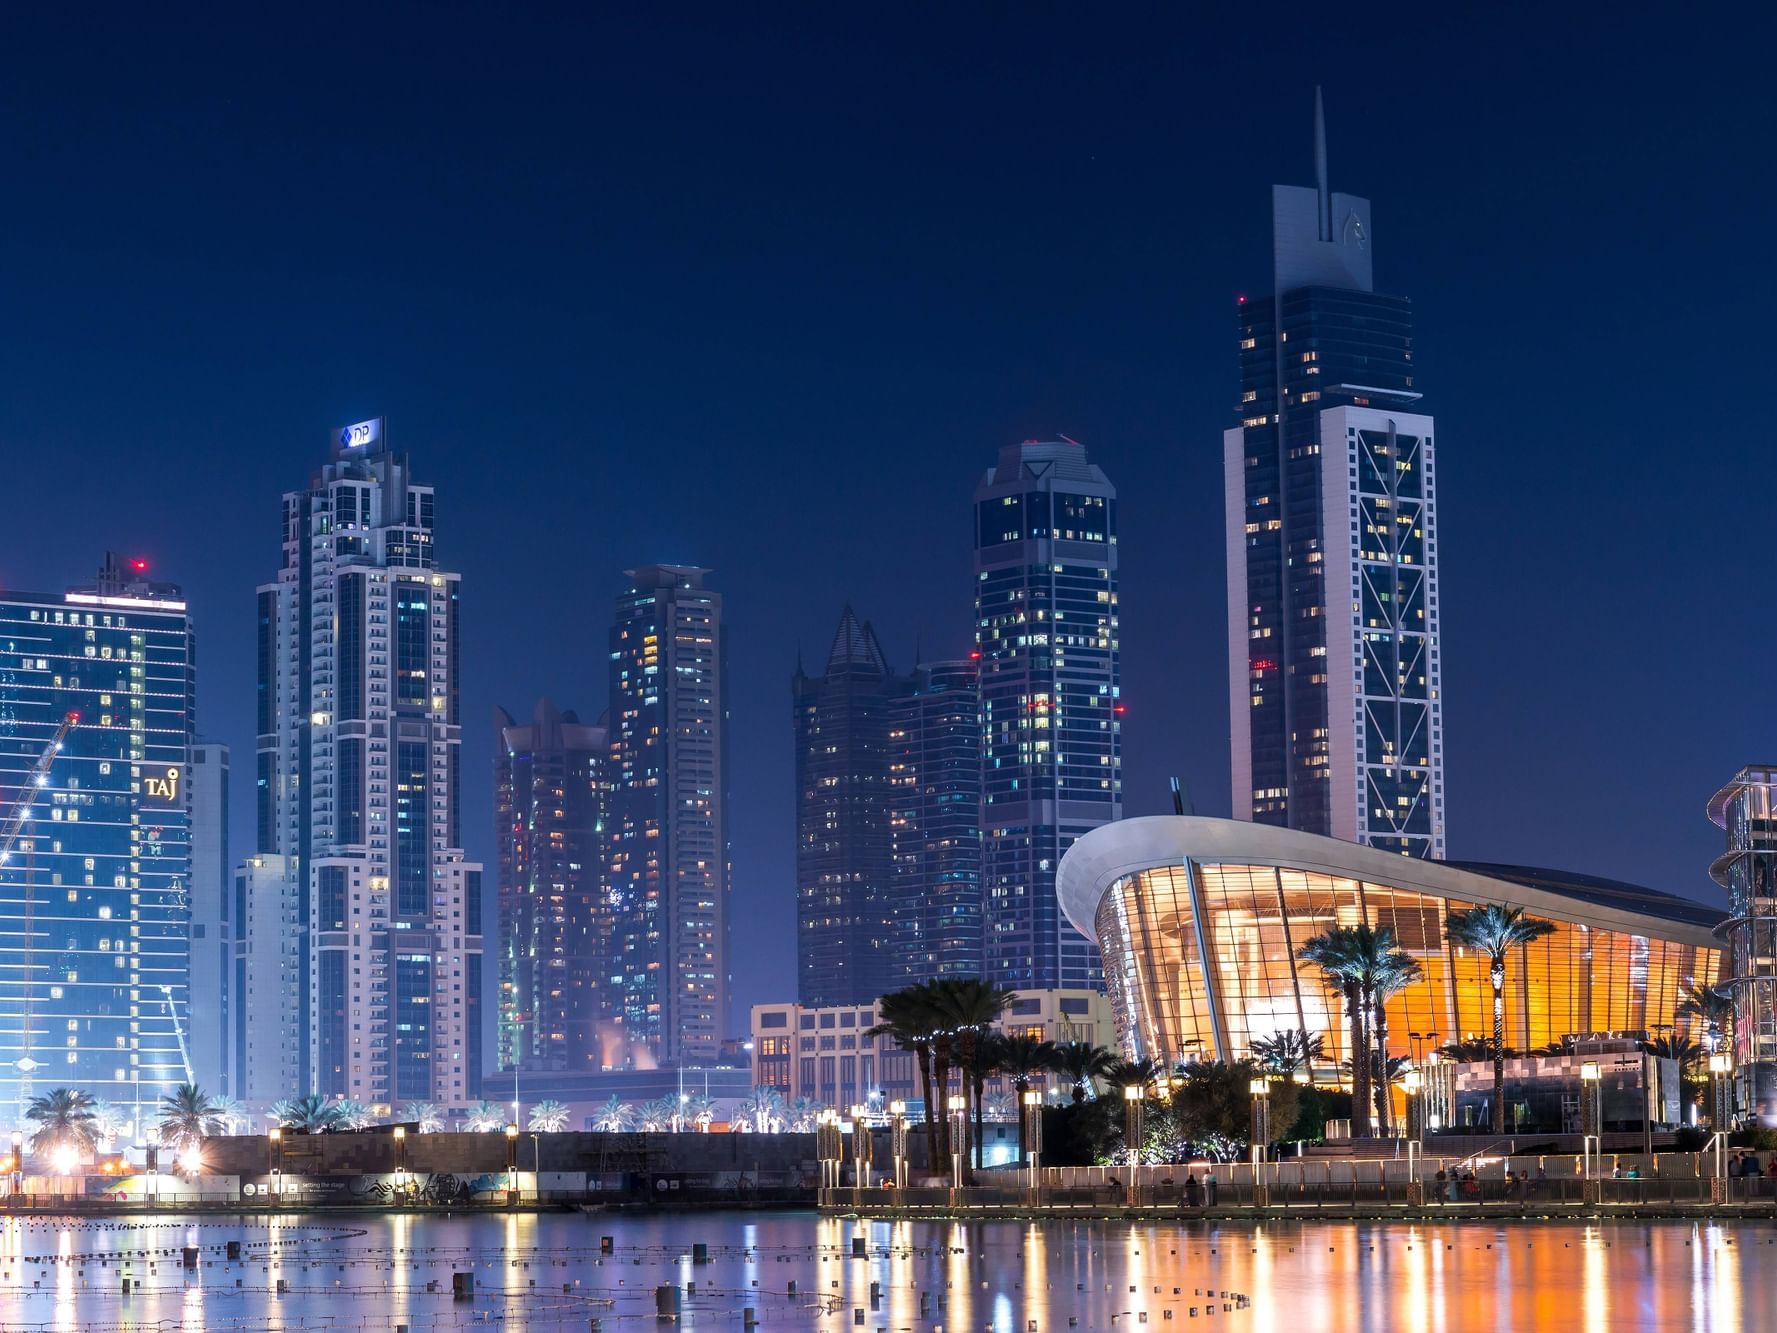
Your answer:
[1366,947,1424,1135]
[1677,981,1735,1054]
[463,1100,508,1132]
[90,1100,131,1150]
[636,1096,680,1131]
[207,1095,249,1136]
[930,978,1016,1173]
[1439,1037,1510,1063]
[271,1094,341,1134]
[785,1098,823,1132]
[991,1032,1059,1165]
[1642,1033,1705,1071]
[683,1094,716,1132]
[867,985,945,1174]
[1249,1031,1326,1076]
[735,1086,785,1133]
[332,1100,375,1130]
[157,1083,222,1150]
[25,1088,98,1156]
[528,1100,571,1132]
[1446,904,1557,1135]
[1055,1042,1116,1104]
[1298,926,1372,1135]
[591,1096,635,1132]
[1102,1057,1163,1095]
[399,1101,446,1133]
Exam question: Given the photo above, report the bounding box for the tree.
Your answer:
[463,1100,508,1132]
[683,1094,716,1131]
[1055,1042,1116,1105]
[1163,1061,1301,1160]
[1677,981,1735,1054]
[1439,1037,1511,1063]
[734,1087,785,1133]
[1102,1058,1164,1096]
[929,978,1016,1175]
[867,985,945,1174]
[591,1097,635,1132]
[1297,926,1373,1135]
[25,1088,99,1156]
[157,1083,222,1150]
[90,1100,130,1150]
[400,1102,446,1133]
[332,1100,375,1130]
[784,1098,823,1132]
[1249,1031,1326,1075]
[991,1032,1059,1165]
[271,1094,341,1134]
[1642,1034,1707,1121]
[208,1095,249,1135]
[1365,946,1424,1135]
[1445,905,1557,1135]
[528,1100,571,1132]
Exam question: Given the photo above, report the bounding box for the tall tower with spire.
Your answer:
[1225,91,1446,857]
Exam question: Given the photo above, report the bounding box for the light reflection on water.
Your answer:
[0,1211,1760,1330]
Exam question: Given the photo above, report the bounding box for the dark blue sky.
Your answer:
[2,5,1769,1031]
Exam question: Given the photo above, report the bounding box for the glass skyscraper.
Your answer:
[974,438,1120,991]
[0,554,193,1126]
[495,699,608,1072]
[1224,92,1446,858]
[1708,766,1777,1127]
[248,418,483,1111]
[792,607,899,1008]
[887,657,983,986]
[607,565,728,1066]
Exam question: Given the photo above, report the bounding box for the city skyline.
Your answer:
[0,9,1766,1039]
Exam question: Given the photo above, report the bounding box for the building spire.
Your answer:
[1314,85,1330,242]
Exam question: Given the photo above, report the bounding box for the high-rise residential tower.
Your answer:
[248,418,483,1111]
[607,566,728,1065]
[1224,91,1445,858]
[887,657,983,987]
[495,700,609,1072]
[792,608,899,1007]
[187,740,232,1096]
[1708,766,1777,1127]
[0,554,194,1123]
[975,439,1120,991]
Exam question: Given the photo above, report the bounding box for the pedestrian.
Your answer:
[1434,1168,1447,1205]
[1204,1168,1218,1208]
[1534,1162,1547,1197]
[1184,1172,1202,1209]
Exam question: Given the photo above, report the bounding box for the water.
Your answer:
[0,1209,1765,1330]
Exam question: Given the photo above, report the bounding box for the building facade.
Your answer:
[607,565,728,1066]
[974,438,1120,992]
[887,658,983,987]
[1708,766,1777,1125]
[1224,92,1445,858]
[792,608,900,1007]
[750,988,1115,1112]
[496,700,609,1075]
[1059,816,1722,1082]
[187,740,231,1096]
[248,418,483,1112]
[0,555,194,1125]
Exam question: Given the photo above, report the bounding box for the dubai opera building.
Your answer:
[1057,816,1723,1072]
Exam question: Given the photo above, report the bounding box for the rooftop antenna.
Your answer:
[1169,776,1195,817]
[1314,85,1331,242]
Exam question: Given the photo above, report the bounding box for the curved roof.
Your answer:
[1057,816,1722,951]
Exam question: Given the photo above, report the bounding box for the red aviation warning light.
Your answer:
[130,559,148,572]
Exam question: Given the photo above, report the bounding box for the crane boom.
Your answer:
[0,711,79,867]
[160,985,193,1086]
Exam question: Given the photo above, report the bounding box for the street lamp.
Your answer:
[947,1095,967,1190]
[1580,1060,1602,1198]
[1248,1078,1271,1206]
[8,1130,21,1200]
[504,1123,519,1205]
[888,1100,908,1190]
[848,1105,872,1199]
[268,1126,283,1201]
[1123,1085,1145,1206]
[1022,1090,1044,1190]
[1709,1052,1734,1130]
[392,1124,407,1173]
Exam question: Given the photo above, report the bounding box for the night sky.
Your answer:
[1,6,1769,1042]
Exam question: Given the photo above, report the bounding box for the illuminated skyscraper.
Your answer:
[0,554,194,1122]
[974,438,1120,991]
[792,608,899,1007]
[187,740,232,1096]
[607,566,728,1065]
[248,418,483,1110]
[495,699,609,1072]
[1225,91,1445,857]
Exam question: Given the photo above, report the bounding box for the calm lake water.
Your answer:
[0,1209,1764,1330]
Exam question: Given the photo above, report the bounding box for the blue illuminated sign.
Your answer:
[336,418,382,451]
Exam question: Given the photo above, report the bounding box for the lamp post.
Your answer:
[888,1100,908,1190]
[849,1104,872,1201]
[144,1125,160,1207]
[815,1110,842,1197]
[1580,1060,1602,1203]
[1123,1085,1144,1207]
[268,1126,283,1203]
[1022,1090,1043,1192]
[1248,1078,1271,1207]
[9,1130,21,1201]
[1402,1068,1424,1204]
[947,1095,967,1191]
[504,1123,519,1206]
[1709,1052,1734,1131]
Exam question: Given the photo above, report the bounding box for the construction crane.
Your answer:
[159,984,193,1086]
[0,710,79,866]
